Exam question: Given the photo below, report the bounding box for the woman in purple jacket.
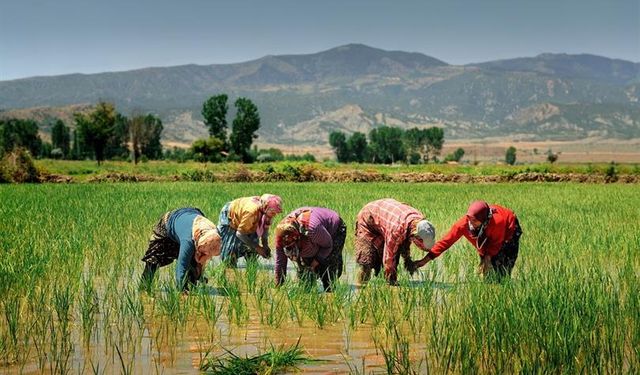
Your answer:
[274,207,346,291]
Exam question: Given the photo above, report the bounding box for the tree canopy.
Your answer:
[230,97,260,163]
[202,94,229,147]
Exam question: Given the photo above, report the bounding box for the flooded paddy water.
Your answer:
[7,259,442,374]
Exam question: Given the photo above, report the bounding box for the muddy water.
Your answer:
[6,259,436,374]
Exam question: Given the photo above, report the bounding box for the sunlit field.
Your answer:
[1,182,638,374]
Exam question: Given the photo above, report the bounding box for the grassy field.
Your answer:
[1,182,638,374]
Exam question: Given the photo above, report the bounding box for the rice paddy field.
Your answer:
[1,182,639,374]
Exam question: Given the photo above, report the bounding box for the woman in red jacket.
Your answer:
[415,201,522,279]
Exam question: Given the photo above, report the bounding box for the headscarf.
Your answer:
[466,201,490,222]
[412,219,436,250]
[260,194,282,214]
[192,216,221,265]
[466,201,492,249]
[257,194,282,237]
[275,218,301,257]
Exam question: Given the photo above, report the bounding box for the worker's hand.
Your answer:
[255,245,268,259]
[404,258,417,275]
[478,255,492,277]
[414,256,431,269]
[385,269,398,286]
[310,259,320,272]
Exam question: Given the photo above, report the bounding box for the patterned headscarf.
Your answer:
[257,194,282,237]
[275,217,300,250]
[260,194,282,215]
[192,216,221,265]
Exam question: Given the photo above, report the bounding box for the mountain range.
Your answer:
[1,44,638,146]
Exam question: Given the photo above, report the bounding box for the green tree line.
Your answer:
[329,126,445,164]
[194,94,262,163]
[0,102,163,164]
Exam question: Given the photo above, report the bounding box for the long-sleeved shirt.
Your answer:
[166,208,200,288]
[428,205,517,259]
[274,207,342,282]
[356,199,424,277]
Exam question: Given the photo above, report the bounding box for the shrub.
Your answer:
[505,146,517,165]
[0,148,40,183]
[605,162,618,183]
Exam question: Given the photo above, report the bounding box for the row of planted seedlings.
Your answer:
[6,244,636,373]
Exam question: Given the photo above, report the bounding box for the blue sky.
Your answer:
[1,0,638,80]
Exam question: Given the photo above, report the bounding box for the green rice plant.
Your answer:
[244,257,259,293]
[47,308,73,374]
[252,283,287,328]
[155,282,190,326]
[264,291,287,328]
[0,336,6,366]
[219,271,248,325]
[27,289,51,372]
[115,343,134,375]
[2,297,21,364]
[251,278,268,324]
[89,358,105,375]
[304,291,328,329]
[79,277,99,344]
[342,353,365,375]
[379,326,423,375]
[49,284,75,373]
[199,339,322,374]
[285,284,305,327]
[122,286,145,329]
[198,293,224,328]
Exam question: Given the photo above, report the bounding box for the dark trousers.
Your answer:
[297,219,346,291]
[486,219,522,280]
[140,210,200,290]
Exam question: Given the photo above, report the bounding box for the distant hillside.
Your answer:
[475,53,640,85]
[1,44,639,145]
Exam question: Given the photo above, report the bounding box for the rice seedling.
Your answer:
[379,326,423,375]
[79,277,99,344]
[215,269,249,326]
[198,292,224,328]
[1,297,21,364]
[155,281,190,326]
[199,338,322,374]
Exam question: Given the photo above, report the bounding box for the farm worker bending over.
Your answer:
[218,194,282,266]
[274,207,347,291]
[415,201,522,280]
[140,207,221,291]
[355,198,435,286]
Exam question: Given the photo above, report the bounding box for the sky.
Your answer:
[1,0,638,81]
